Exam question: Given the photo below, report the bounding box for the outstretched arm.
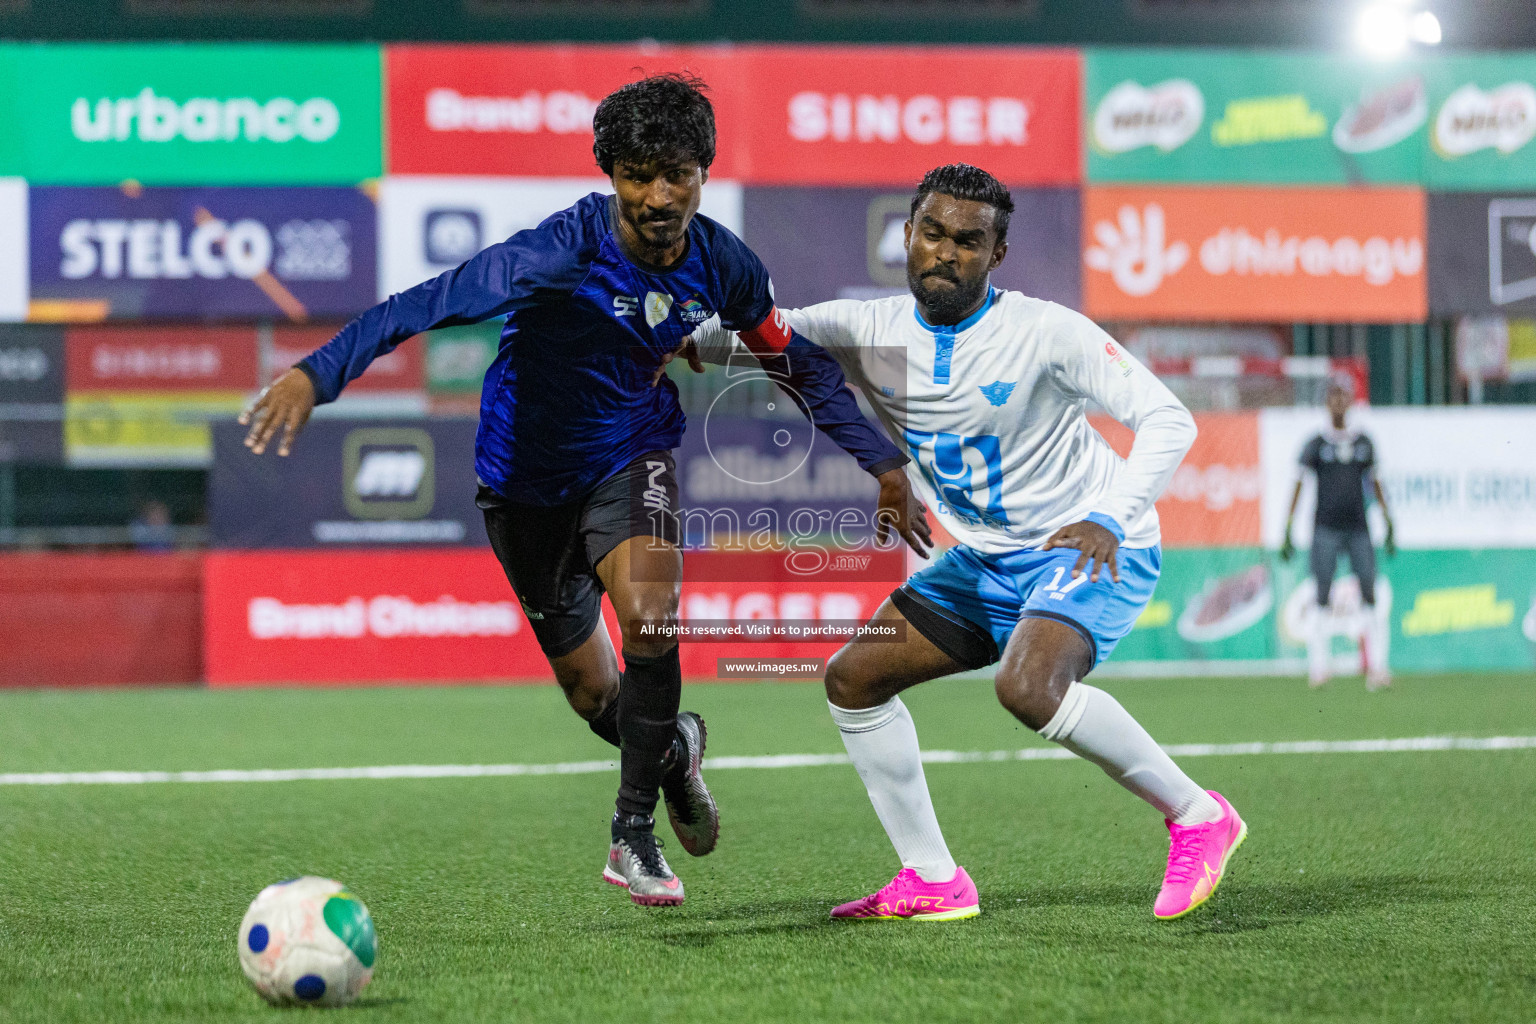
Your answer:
[1040,308,1196,581]
[242,210,588,456]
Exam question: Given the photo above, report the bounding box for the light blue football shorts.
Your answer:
[901,540,1162,667]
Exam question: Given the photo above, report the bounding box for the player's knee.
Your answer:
[823,647,877,709]
[616,592,679,658]
[995,652,1073,732]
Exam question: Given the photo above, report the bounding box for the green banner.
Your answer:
[1422,54,1536,190]
[2,43,381,185]
[1116,546,1536,673]
[0,44,22,177]
[424,323,500,395]
[1087,49,1536,189]
[1086,49,1428,185]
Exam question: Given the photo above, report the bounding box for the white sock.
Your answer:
[829,698,958,883]
[1361,603,1390,676]
[1037,682,1222,826]
[1308,604,1332,682]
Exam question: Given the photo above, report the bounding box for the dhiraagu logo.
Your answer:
[903,428,1009,528]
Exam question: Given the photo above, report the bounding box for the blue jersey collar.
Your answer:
[913,286,997,336]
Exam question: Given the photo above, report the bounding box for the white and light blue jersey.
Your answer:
[693,288,1196,554]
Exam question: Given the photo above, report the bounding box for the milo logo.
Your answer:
[71,88,341,144]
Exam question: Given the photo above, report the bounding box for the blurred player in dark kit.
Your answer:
[1281,374,1396,690]
[238,74,920,906]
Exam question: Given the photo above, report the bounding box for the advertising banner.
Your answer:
[63,325,257,467]
[377,176,742,297]
[1422,54,1536,190]
[66,325,258,392]
[741,187,1079,308]
[29,186,377,321]
[207,418,483,548]
[0,324,63,462]
[1113,547,1278,663]
[1259,406,1536,550]
[0,179,25,321]
[424,323,499,395]
[204,548,896,685]
[385,44,1079,186]
[267,325,423,394]
[1082,186,1427,322]
[1092,411,1261,548]
[1429,191,1536,315]
[9,43,381,185]
[736,46,1080,186]
[1085,49,1428,185]
[386,44,744,179]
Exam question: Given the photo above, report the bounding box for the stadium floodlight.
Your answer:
[1355,2,1443,57]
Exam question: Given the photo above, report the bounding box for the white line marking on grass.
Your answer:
[1,735,1533,787]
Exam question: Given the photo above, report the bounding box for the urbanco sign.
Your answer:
[9,44,381,185]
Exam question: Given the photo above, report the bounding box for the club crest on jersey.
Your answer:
[903,428,1011,529]
[977,381,1016,407]
[645,291,674,328]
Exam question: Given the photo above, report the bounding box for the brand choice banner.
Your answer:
[378,176,743,297]
[742,187,1080,308]
[208,418,483,548]
[386,44,1079,186]
[7,44,381,184]
[386,44,744,179]
[1082,186,1427,322]
[1428,191,1536,315]
[29,186,377,321]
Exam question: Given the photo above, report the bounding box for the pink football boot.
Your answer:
[1155,790,1248,920]
[830,867,980,922]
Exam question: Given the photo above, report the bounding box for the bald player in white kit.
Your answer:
[684,164,1248,922]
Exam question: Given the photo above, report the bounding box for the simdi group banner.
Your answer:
[1086,49,1536,189]
[1082,186,1427,322]
[0,43,381,185]
[385,44,1080,186]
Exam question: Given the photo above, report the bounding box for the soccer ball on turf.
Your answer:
[238,876,377,1007]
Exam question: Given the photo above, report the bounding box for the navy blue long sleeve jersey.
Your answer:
[299,192,907,505]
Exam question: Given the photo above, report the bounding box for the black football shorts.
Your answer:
[478,450,680,659]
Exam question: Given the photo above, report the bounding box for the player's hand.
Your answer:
[874,468,932,559]
[1041,520,1120,583]
[651,338,706,387]
[1384,522,1397,558]
[1279,527,1295,562]
[239,368,316,457]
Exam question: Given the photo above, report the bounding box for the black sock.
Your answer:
[588,695,621,748]
[615,646,682,820]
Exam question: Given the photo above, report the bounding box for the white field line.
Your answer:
[1,735,1533,788]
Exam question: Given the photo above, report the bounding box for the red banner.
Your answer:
[268,326,424,393]
[385,44,1080,185]
[1092,411,1261,548]
[386,44,746,178]
[66,325,259,392]
[205,549,893,686]
[736,46,1080,185]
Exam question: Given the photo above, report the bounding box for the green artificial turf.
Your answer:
[0,673,1533,1023]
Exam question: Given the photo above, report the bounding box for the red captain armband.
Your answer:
[737,306,793,357]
